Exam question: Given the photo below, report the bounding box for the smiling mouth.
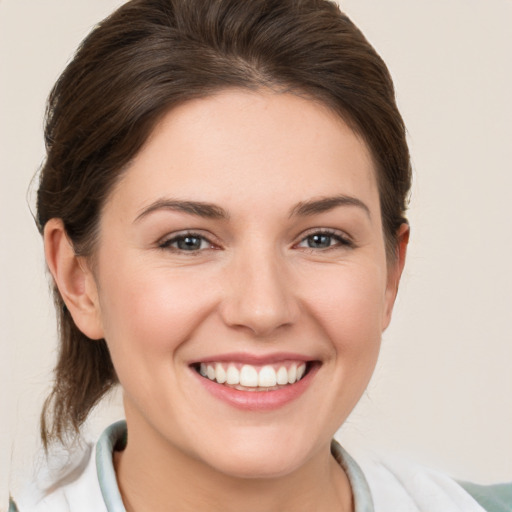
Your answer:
[192,361,314,391]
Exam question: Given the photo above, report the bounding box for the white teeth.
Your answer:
[198,361,310,388]
[240,365,259,387]
[226,365,240,385]
[276,366,288,385]
[288,364,297,384]
[258,365,277,387]
[215,363,227,384]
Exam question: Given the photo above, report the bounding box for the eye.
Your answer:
[296,230,353,250]
[159,232,214,252]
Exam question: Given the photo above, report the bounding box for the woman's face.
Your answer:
[87,90,403,478]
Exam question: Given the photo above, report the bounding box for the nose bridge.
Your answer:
[220,240,298,336]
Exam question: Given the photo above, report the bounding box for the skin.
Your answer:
[45,89,408,512]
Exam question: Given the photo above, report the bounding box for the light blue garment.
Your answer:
[459,481,512,512]
[96,420,127,512]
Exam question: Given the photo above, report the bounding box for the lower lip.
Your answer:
[192,365,319,411]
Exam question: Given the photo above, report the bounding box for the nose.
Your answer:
[219,247,300,337]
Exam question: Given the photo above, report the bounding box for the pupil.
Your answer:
[178,236,201,250]
[309,234,330,248]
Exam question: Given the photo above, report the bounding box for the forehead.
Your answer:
[108,89,379,219]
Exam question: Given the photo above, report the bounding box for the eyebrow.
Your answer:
[134,194,370,223]
[134,199,229,222]
[289,195,371,218]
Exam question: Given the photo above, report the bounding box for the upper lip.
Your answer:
[189,352,316,366]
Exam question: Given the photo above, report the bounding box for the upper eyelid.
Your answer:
[159,228,214,240]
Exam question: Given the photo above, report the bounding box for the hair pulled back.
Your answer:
[37,0,411,447]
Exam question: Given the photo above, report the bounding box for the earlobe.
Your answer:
[44,218,104,340]
[382,223,410,330]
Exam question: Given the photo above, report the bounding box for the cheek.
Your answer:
[301,262,388,352]
[97,262,217,357]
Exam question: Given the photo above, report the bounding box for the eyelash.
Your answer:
[158,231,216,253]
[157,229,354,254]
[295,229,354,251]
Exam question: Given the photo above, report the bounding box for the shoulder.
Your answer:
[339,444,511,512]
[363,456,512,512]
[10,421,127,512]
[11,445,106,512]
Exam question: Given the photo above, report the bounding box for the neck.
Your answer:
[114,421,353,512]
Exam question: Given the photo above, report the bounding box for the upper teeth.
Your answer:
[199,362,307,388]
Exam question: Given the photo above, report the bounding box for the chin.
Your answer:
[210,452,304,480]
[196,427,316,480]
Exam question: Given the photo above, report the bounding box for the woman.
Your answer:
[8,0,510,511]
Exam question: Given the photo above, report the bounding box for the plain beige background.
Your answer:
[1,0,511,504]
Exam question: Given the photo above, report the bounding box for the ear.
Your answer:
[44,218,104,340]
[382,223,410,330]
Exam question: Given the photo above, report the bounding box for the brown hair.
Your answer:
[37,0,411,447]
